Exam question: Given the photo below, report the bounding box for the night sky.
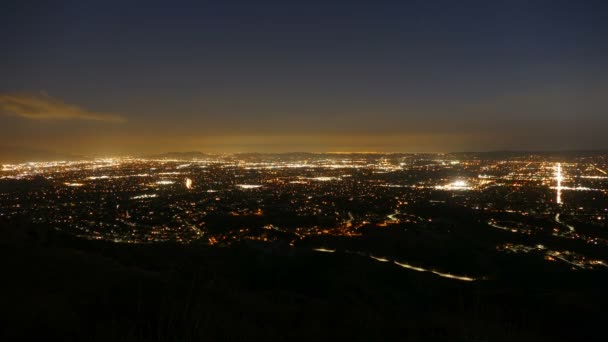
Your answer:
[1,0,608,158]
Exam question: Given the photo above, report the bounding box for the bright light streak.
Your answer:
[430,271,476,282]
[595,166,608,175]
[370,255,390,262]
[131,194,158,200]
[556,163,563,205]
[393,261,476,281]
[555,213,575,232]
[394,261,427,272]
[308,176,341,181]
[185,177,193,189]
[313,248,336,253]
[87,175,110,180]
[236,184,262,189]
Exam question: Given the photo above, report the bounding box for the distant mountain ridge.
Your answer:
[143,151,212,160]
[4,149,608,164]
[0,146,85,164]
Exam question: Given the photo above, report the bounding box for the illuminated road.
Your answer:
[556,162,563,205]
[313,248,336,253]
[345,211,355,226]
[313,248,478,282]
[488,220,512,232]
[555,213,575,233]
[594,164,608,175]
[386,211,399,222]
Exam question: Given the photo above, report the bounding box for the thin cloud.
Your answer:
[0,93,126,123]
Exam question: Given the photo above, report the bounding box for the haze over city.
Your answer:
[2,0,608,159]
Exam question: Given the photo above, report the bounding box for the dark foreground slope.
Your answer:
[0,223,606,341]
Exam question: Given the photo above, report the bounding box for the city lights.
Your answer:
[1,153,607,269]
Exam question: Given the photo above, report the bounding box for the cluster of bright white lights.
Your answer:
[236,184,263,189]
[435,180,472,191]
[131,194,158,200]
[308,176,341,182]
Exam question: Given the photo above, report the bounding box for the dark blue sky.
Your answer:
[1,0,607,156]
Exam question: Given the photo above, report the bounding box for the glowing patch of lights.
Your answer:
[549,186,597,191]
[64,182,84,187]
[156,180,175,185]
[131,194,158,200]
[435,180,472,191]
[87,175,110,180]
[185,177,193,189]
[309,176,340,181]
[2,165,17,171]
[88,174,150,180]
[236,184,262,189]
[452,180,467,188]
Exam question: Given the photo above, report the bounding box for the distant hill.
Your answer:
[143,151,212,160]
[4,149,608,164]
[0,146,85,164]
[449,150,608,160]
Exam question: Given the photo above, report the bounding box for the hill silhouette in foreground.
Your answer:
[1,222,606,341]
